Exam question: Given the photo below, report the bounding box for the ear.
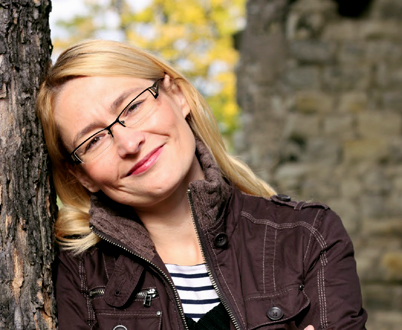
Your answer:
[68,165,100,193]
[163,74,190,118]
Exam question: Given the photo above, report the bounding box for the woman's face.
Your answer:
[54,75,204,210]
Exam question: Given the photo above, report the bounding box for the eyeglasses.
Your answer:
[70,79,161,164]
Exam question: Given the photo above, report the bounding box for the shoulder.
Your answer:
[55,242,117,290]
[239,192,329,218]
[55,241,116,274]
[237,192,345,234]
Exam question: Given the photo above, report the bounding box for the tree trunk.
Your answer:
[0,1,57,329]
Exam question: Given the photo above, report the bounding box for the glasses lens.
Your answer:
[119,90,158,128]
[76,130,113,163]
[72,82,160,164]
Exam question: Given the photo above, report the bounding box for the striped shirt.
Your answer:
[165,263,220,322]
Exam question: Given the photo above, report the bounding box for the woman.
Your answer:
[37,40,367,330]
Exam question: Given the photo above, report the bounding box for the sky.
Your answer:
[49,0,151,40]
[50,0,86,39]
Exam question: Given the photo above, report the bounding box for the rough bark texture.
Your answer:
[0,1,57,329]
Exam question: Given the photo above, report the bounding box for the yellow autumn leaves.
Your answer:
[52,0,245,137]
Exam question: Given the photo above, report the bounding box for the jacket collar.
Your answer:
[89,139,233,261]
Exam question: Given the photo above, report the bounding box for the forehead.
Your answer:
[55,76,151,106]
[53,76,152,148]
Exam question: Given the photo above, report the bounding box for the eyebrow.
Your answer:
[72,86,145,147]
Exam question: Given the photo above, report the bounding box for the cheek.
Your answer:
[82,160,116,185]
[151,104,189,135]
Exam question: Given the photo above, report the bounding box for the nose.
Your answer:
[111,124,145,158]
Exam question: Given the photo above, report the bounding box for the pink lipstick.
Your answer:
[128,145,164,176]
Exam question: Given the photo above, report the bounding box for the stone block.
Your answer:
[323,66,371,91]
[323,20,402,41]
[292,90,334,113]
[393,176,402,192]
[362,284,402,310]
[357,112,402,138]
[338,42,367,64]
[375,64,402,90]
[381,91,402,110]
[283,113,321,138]
[361,167,391,194]
[384,165,402,178]
[366,310,402,330]
[343,139,389,163]
[323,115,354,138]
[280,140,304,163]
[373,0,402,19]
[302,138,341,165]
[385,192,402,217]
[323,198,359,234]
[359,194,387,218]
[340,177,363,199]
[284,66,321,90]
[359,20,402,41]
[338,92,368,113]
[355,246,385,281]
[323,21,360,41]
[301,178,339,202]
[286,12,326,40]
[362,218,402,237]
[289,40,336,64]
[388,67,402,88]
[367,41,402,64]
[274,163,310,193]
[375,62,388,88]
[290,0,337,13]
[382,251,402,281]
[299,165,341,200]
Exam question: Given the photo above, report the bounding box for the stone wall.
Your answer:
[236,0,402,328]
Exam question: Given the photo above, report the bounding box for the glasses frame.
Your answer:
[70,79,162,164]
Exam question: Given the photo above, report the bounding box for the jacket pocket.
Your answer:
[94,310,162,330]
[244,285,310,329]
[89,287,162,330]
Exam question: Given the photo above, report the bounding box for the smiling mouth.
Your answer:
[127,145,164,176]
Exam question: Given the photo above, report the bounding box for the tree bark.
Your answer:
[0,1,57,329]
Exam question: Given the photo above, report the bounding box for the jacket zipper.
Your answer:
[187,188,242,330]
[90,226,189,330]
[137,288,159,307]
[88,287,158,307]
[89,287,105,298]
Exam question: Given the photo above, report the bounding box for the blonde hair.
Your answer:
[37,40,276,254]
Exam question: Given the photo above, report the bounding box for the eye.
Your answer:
[121,93,150,118]
[83,131,109,153]
[124,100,144,115]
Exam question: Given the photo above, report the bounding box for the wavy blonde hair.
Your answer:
[36,40,276,254]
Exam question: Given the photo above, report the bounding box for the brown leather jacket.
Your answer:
[54,144,367,330]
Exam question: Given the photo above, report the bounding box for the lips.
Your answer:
[127,145,164,176]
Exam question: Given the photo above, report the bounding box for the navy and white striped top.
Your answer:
[165,263,220,322]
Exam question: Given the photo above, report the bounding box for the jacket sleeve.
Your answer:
[54,250,94,329]
[304,208,367,330]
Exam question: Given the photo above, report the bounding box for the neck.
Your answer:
[135,156,205,266]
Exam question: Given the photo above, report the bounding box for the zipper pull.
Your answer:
[89,287,105,298]
[143,288,158,307]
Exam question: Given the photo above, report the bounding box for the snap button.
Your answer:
[276,194,291,202]
[267,306,284,321]
[214,233,228,248]
[113,325,127,330]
